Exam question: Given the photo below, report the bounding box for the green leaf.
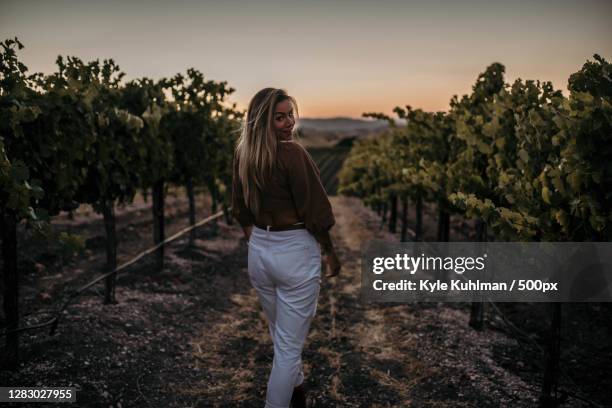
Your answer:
[541,186,552,204]
[567,172,581,191]
[554,209,569,231]
[477,141,492,154]
[551,176,565,195]
[589,215,605,231]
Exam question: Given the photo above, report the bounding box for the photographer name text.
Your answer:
[373,279,559,293]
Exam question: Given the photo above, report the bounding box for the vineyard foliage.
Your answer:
[339,54,612,242]
[0,38,242,229]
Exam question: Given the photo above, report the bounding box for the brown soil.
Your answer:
[0,194,609,407]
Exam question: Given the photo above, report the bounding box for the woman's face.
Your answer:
[273,99,295,139]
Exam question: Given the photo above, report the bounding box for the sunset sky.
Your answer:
[2,0,611,118]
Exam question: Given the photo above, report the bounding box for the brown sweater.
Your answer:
[231,140,335,236]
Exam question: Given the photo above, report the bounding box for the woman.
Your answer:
[231,88,341,408]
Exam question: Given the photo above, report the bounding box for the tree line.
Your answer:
[1,38,243,369]
[338,54,611,407]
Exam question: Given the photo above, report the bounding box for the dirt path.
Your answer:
[297,197,540,407]
[169,196,542,407]
[2,195,588,407]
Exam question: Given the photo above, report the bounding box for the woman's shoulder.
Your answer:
[278,140,309,158]
[279,139,305,149]
[277,140,314,175]
[278,140,308,161]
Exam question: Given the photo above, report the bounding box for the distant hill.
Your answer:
[296,117,389,148]
[297,117,388,132]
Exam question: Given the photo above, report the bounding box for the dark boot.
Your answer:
[290,383,307,408]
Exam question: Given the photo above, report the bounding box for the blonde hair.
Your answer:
[235,88,299,216]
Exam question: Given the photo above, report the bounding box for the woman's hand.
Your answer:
[325,250,341,278]
[313,229,340,278]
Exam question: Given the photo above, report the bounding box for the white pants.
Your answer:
[247,226,322,408]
